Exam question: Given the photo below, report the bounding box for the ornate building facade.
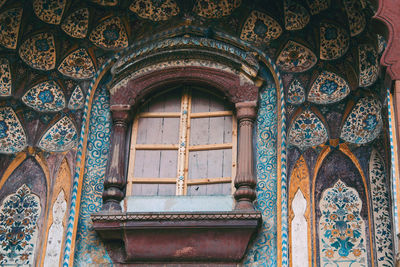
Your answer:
[0,0,399,266]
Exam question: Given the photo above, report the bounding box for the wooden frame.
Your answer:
[126,87,237,196]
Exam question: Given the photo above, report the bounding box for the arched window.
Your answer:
[126,86,237,197]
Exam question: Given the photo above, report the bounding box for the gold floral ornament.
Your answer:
[276,40,317,73]
[129,0,180,21]
[58,48,95,80]
[193,0,241,19]
[19,32,56,71]
[89,17,128,50]
[33,0,67,25]
[283,0,310,31]
[0,8,23,49]
[89,0,118,6]
[240,11,282,45]
[61,8,90,39]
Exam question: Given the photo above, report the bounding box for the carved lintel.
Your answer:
[102,105,131,211]
[234,101,257,210]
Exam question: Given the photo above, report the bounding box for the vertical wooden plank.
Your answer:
[126,115,139,198]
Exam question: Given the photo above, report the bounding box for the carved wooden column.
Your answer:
[234,101,257,210]
[102,105,131,211]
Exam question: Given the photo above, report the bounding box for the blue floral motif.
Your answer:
[254,20,268,37]
[0,120,8,138]
[35,38,50,52]
[0,184,41,266]
[324,27,338,40]
[320,79,338,95]
[363,114,378,132]
[38,89,54,104]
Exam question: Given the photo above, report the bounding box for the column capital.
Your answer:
[235,101,257,121]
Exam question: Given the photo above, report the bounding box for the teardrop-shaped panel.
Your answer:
[377,34,386,54]
[38,116,78,152]
[19,32,56,71]
[58,49,95,80]
[0,107,27,153]
[22,80,66,112]
[193,0,241,19]
[277,40,317,73]
[340,97,382,144]
[308,71,350,104]
[89,17,128,49]
[343,0,366,37]
[0,8,23,49]
[0,58,12,97]
[319,22,349,60]
[284,0,310,31]
[358,44,378,87]
[306,0,330,15]
[240,10,282,45]
[287,79,305,105]
[129,0,180,21]
[288,109,328,149]
[61,8,89,39]
[68,85,85,110]
[33,0,66,25]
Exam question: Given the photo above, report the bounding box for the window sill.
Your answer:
[91,210,261,264]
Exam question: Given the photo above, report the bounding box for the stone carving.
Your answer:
[0,184,41,266]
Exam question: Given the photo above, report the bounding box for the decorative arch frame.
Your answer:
[61,26,288,266]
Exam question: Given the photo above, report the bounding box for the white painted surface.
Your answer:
[291,189,308,267]
[44,190,67,267]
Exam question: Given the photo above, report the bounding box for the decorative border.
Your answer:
[62,26,288,267]
[388,89,399,234]
[92,212,262,222]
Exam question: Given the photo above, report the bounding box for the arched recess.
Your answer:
[62,27,288,266]
[312,147,374,266]
[0,156,48,266]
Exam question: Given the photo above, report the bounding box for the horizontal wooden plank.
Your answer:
[189,143,233,151]
[187,177,232,185]
[139,112,181,118]
[134,144,179,150]
[129,178,177,184]
[190,111,233,118]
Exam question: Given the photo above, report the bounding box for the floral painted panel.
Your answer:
[19,32,56,71]
[0,8,23,49]
[377,34,387,55]
[0,184,41,266]
[308,71,350,104]
[320,22,349,60]
[287,79,305,105]
[130,0,180,21]
[0,58,12,97]
[89,17,128,50]
[38,116,78,152]
[283,0,310,31]
[193,0,241,18]
[358,44,379,87]
[306,0,330,15]
[369,150,395,266]
[288,109,328,149]
[0,107,27,154]
[68,85,85,110]
[89,0,118,6]
[276,40,317,73]
[58,49,95,80]
[340,97,382,144]
[44,190,67,267]
[22,80,66,112]
[343,0,366,37]
[240,10,282,45]
[61,8,89,39]
[33,0,66,25]
[319,180,368,266]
